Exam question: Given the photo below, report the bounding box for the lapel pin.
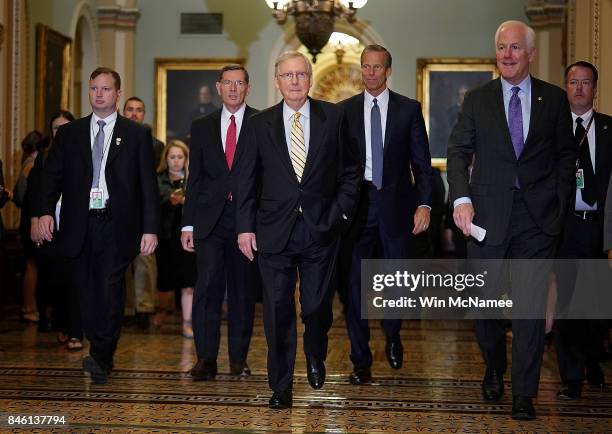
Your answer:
[116,137,122,146]
[537,96,543,101]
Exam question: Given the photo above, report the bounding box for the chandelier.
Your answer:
[265,0,368,63]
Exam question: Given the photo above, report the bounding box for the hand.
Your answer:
[140,233,158,255]
[412,207,431,235]
[38,215,55,242]
[453,203,474,237]
[238,232,257,261]
[169,192,183,206]
[30,217,43,245]
[181,231,195,252]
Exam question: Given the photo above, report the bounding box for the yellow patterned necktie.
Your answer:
[290,112,306,181]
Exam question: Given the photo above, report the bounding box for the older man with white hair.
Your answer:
[447,20,577,420]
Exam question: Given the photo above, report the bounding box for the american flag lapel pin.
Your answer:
[116,137,122,146]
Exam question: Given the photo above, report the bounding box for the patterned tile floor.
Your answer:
[1,306,611,433]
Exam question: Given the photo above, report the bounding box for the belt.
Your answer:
[89,208,111,218]
[574,210,599,220]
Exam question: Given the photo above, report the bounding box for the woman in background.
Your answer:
[155,140,196,338]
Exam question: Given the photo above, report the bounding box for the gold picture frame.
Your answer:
[35,24,71,132]
[155,58,244,143]
[417,58,498,170]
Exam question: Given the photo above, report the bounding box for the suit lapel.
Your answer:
[79,115,94,184]
[269,101,296,181]
[489,79,517,159]
[300,99,326,184]
[524,76,544,148]
[354,93,366,164]
[209,109,227,172]
[594,111,610,188]
[383,90,396,158]
[232,105,255,170]
[105,113,124,168]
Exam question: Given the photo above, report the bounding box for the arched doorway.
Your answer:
[70,2,98,117]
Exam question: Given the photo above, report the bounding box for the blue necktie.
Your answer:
[508,86,524,159]
[92,120,106,188]
[371,98,383,190]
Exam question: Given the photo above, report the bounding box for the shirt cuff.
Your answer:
[181,226,194,232]
[453,197,472,208]
[417,205,432,210]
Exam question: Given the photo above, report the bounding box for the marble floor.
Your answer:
[1,305,611,433]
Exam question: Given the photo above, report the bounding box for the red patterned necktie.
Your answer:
[225,114,236,169]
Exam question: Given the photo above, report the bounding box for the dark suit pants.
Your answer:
[69,212,133,371]
[193,201,258,363]
[468,191,556,397]
[258,215,339,392]
[554,211,607,383]
[347,185,410,369]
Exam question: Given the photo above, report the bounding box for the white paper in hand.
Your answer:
[470,223,486,242]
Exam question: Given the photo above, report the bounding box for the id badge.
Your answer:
[576,168,585,189]
[89,188,105,209]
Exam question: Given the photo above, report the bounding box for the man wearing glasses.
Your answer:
[236,51,360,409]
[182,64,260,381]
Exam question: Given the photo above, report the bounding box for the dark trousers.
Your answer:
[193,201,258,363]
[258,215,339,392]
[468,191,557,397]
[69,212,133,371]
[346,184,410,369]
[554,211,607,383]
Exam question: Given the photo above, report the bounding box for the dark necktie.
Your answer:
[371,98,383,189]
[225,114,237,170]
[576,117,597,206]
[508,86,524,159]
[92,120,106,188]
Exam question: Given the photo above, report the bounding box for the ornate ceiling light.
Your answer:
[265,0,368,62]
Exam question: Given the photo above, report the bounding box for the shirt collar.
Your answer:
[92,110,117,125]
[283,99,310,122]
[222,104,246,123]
[364,87,390,106]
[572,108,594,125]
[501,75,531,96]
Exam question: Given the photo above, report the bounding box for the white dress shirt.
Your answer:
[221,104,247,151]
[90,111,117,208]
[572,109,597,211]
[283,99,310,156]
[363,88,389,181]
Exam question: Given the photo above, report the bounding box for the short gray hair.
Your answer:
[494,20,535,51]
[274,51,312,76]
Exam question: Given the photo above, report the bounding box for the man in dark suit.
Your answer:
[339,45,434,384]
[38,67,160,385]
[554,61,612,400]
[236,51,360,409]
[181,64,259,380]
[122,96,164,328]
[447,21,577,420]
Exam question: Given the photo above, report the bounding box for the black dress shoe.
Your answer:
[349,367,372,385]
[229,362,251,377]
[481,368,504,401]
[385,338,403,369]
[512,395,536,421]
[269,390,292,409]
[556,381,582,400]
[82,356,108,385]
[190,359,217,380]
[306,355,325,389]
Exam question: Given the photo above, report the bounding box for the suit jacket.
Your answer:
[606,171,612,252]
[339,90,434,238]
[598,113,612,251]
[182,105,258,239]
[235,98,361,254]
[40,113,160,258]
[447,76,578,246]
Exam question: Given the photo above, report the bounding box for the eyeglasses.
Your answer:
[220,79,248,88]
[277,72,310,81]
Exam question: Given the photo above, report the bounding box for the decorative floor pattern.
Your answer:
[1,307,611,433]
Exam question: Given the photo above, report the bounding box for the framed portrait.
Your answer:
[155,58,244,143]
[417,58,498,169]
[35,24,71,132]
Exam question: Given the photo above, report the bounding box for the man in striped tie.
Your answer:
[236,51,361,409]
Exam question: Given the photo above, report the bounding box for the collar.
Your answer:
[92,110,118,125]
[283,99,310,122]
[222,104,246,123]
[501,75,531,96]
[364,87,390,107]
[572,108,594,125]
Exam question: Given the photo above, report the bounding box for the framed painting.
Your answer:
[155,58,244,143]
[417,58,498,169]
[35,24,71,132]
